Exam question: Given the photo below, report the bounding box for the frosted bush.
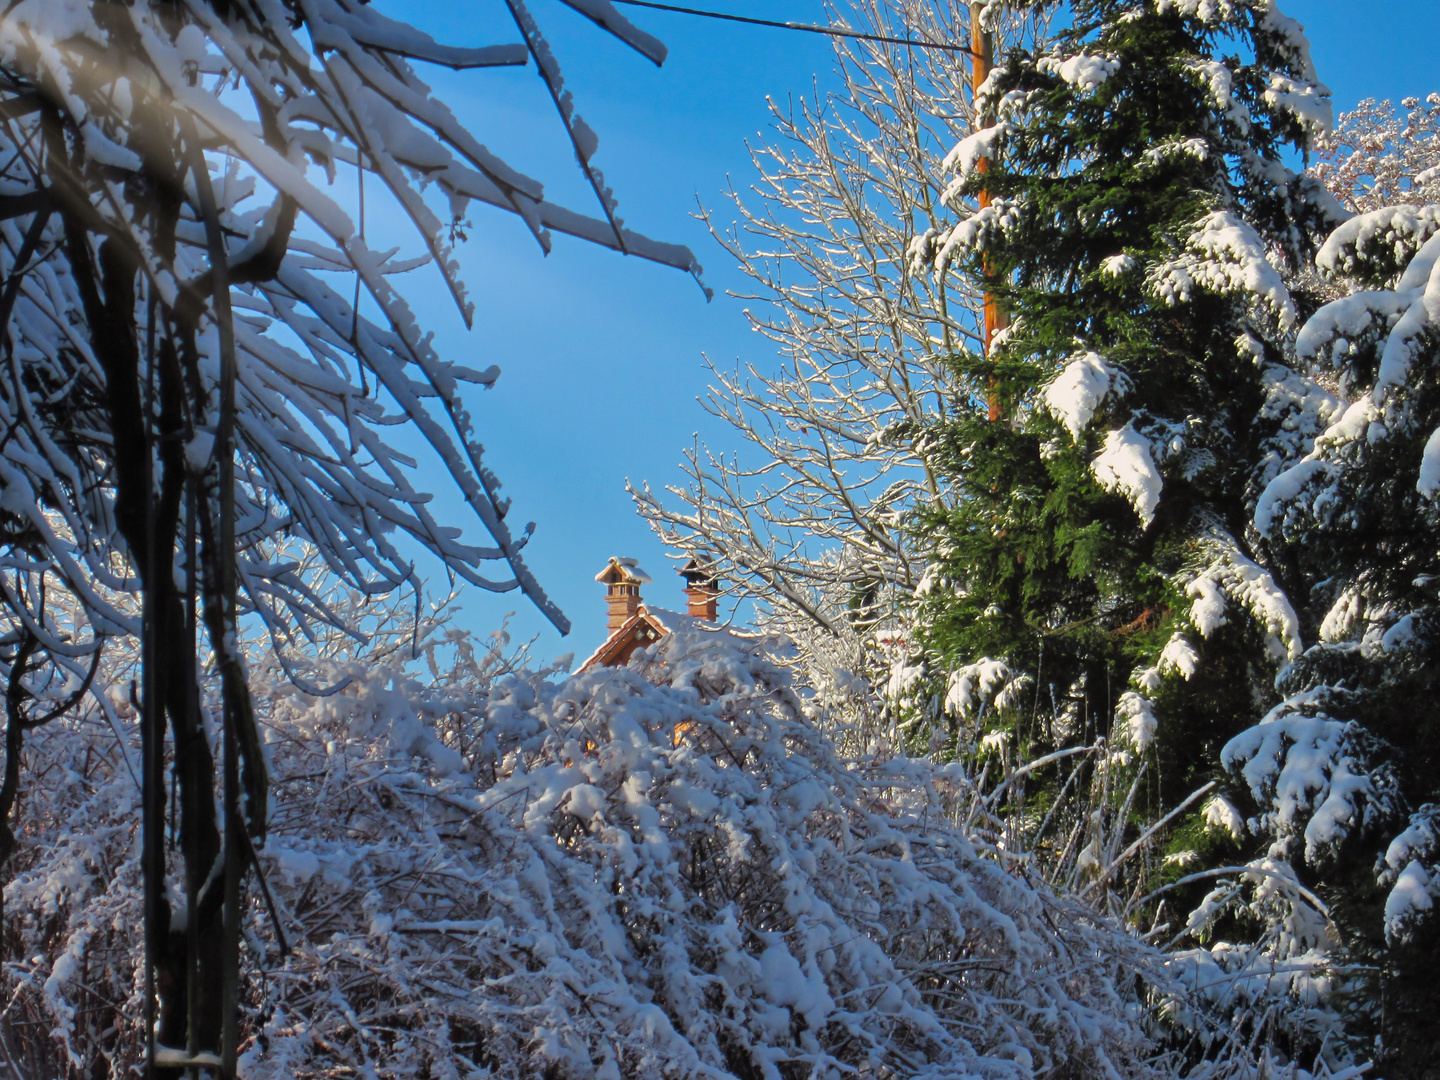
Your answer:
[0,609,1361,1079]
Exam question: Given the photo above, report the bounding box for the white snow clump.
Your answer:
[1043,352,1131,442]
[1038,52,1121,94]
[1151,212,1297,329]
[1092,422,1163,527]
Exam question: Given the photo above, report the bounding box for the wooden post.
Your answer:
[971,3,1008,421]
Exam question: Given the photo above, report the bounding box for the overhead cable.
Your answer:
[607,0,979,54]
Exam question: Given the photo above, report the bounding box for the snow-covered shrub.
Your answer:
[3,607,1367,1079]
[0,0,701,1059]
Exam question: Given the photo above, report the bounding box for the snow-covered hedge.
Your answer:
[2,617,1355,1078]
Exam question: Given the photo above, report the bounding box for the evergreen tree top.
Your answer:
[908,0,1342,744]
[925,0,1341,299]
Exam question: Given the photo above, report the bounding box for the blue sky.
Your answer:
[371,0,1440,663]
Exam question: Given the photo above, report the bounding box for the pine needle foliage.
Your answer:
[910,0,1341,786]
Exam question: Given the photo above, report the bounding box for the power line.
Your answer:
[607,0,978,55]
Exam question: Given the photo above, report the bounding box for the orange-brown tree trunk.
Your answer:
[970,4,1008,421]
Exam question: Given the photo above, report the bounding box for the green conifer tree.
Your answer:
[1218,203,1440,1077]
[908,0,1339,789]
[903,3,1362,1063]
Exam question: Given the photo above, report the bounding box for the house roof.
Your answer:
[576,605,713,674]
[577,608,667,672]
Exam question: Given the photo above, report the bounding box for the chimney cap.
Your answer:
[596,556,652,585]
[679,557,719,591]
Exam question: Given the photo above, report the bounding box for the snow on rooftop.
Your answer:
[617,557,652,582]
[594,556,653,584]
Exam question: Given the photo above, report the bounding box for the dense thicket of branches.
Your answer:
[1313,93,1440,214]
[634,1,1052,705]
[0,0,697,1068]
[0,590,1377,1080]
[5,0,1440,1076]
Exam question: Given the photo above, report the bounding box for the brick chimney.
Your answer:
[679,558,720,621]
[595,557,651,633]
